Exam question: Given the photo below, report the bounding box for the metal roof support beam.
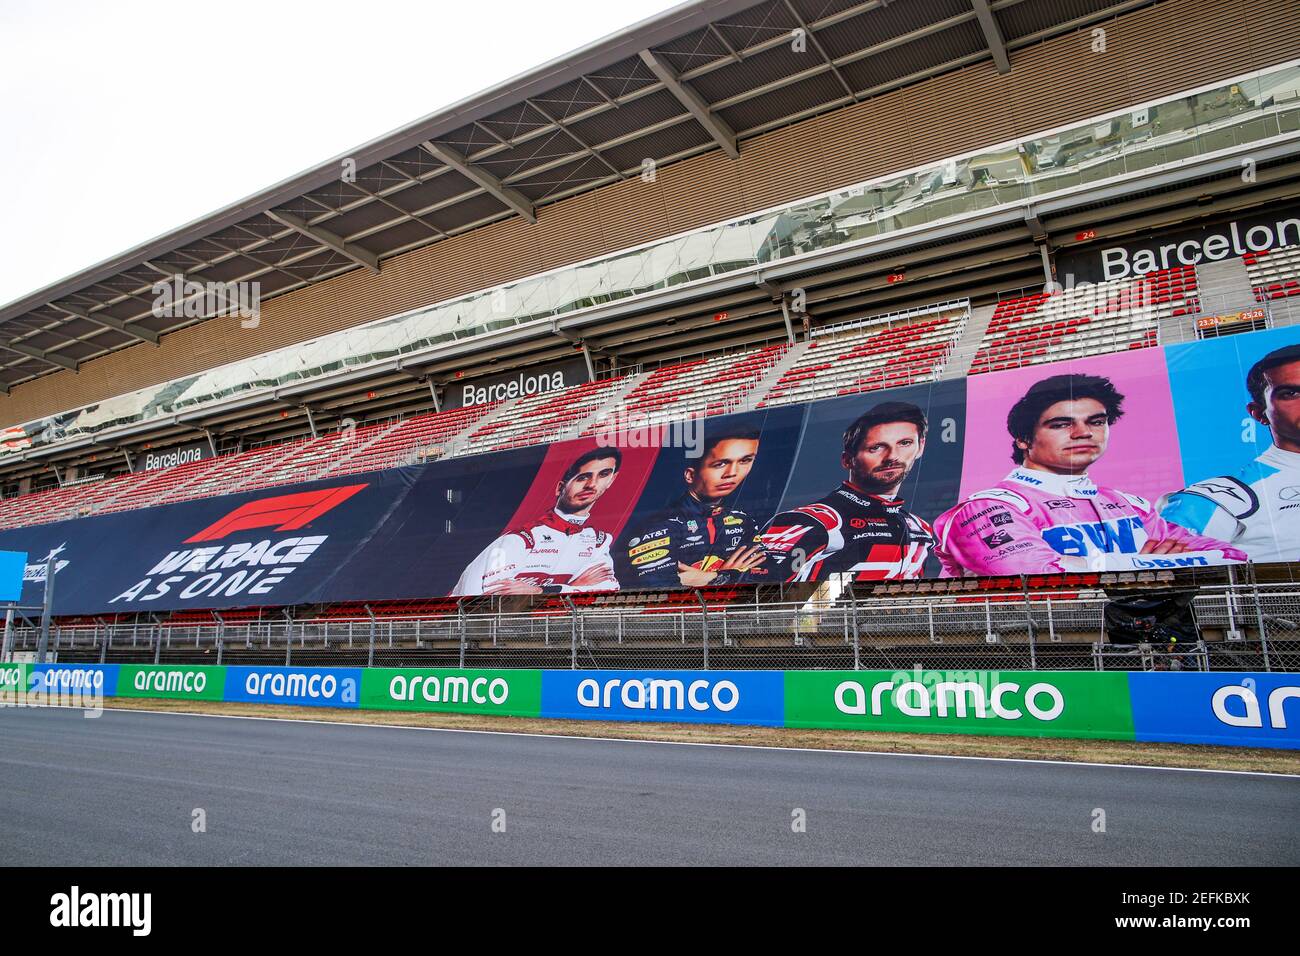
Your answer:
[50,303,159,346]
[780,0,858,102]
[266,211,380,273]
[1023,209,1048,243]
[638,49,738,159]
[525,99,623,179]
[971,0,1011,74]
[1,342,77,371]
[420,141,537,224]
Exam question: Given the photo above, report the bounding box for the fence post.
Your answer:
[1,607,12,664]
[36,555,55,664]
[215,621,224,667]
[366,604,376,668]
[848,585,861,670]
[153,625,162,664]
[695,590,709,671]
[99,627,108,664]
[1021,576,1038,671]
[457,600,466,669]
[1250,566,1272,672]
[563,596,578,670]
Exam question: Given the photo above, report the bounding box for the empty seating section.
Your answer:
[457,376,629,455]
[0,403,498,530]
[1244,245,1300,301]
[759,307,965,407]
[968,267,1194,374]
[307,598,462,620]
[585,343,787,434]
[319,403,498,474]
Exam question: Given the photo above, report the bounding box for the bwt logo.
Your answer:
[185,484,367,542]
[577,676,740,712]
[50,886,151,936]
[1132,555,1210,569]
[1043,517,1145,556]
[1212,683,1300,729]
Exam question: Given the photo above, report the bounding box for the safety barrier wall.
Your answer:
[1,662,1295,750]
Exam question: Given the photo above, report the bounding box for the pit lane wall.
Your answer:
[1,662,1295,750]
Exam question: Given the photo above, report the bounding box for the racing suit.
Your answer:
[614,492,766,589]
[933,467,1246,576]
[760,482,935,582]
[451,508,616,595]
[1158,444,1300,564]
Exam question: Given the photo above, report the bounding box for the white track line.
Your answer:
[16,701,1296,779]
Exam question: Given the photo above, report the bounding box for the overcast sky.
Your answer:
[0,0,683,306]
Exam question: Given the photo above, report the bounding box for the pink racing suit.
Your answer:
[933,467,1247,576]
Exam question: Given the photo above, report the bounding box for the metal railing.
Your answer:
[7,584,1296,674]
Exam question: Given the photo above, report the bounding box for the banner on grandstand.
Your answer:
[0,325,1296,614]
[442,358,588,410]
[1057,203,1300,282]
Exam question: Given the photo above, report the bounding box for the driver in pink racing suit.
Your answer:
[934,373,1246,576]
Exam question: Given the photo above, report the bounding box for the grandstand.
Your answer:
[1246,243,1300,301]
[1,0,1299,670]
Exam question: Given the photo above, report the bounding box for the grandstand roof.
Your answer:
[0,0,1158,393]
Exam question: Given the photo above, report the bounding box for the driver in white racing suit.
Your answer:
[452,447,622,595]
[1160,343,1300,564]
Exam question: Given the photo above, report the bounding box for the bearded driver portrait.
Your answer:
[452,447,622,596]
[933,373,1245,576]
[761,401,936,582]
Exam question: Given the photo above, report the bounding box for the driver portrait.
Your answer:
[933,373,1245,575]
[452,447,622,595]
[1160,343,1300,563]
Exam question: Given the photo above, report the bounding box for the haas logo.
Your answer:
[185,485,367,542]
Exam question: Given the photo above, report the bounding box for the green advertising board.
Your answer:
[117,665,227,701]
[784,670,1135,740]
[0,661,28,701]
[360,668,542,718]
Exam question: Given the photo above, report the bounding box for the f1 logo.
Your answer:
[184,484,368,542]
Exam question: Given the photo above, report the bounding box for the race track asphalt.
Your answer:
[1,706,1296,866]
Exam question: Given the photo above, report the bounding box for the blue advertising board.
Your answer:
[1128,672,1300,749]
[223,665,362,708]
[541,669,784,726]
[27,663,119,696]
